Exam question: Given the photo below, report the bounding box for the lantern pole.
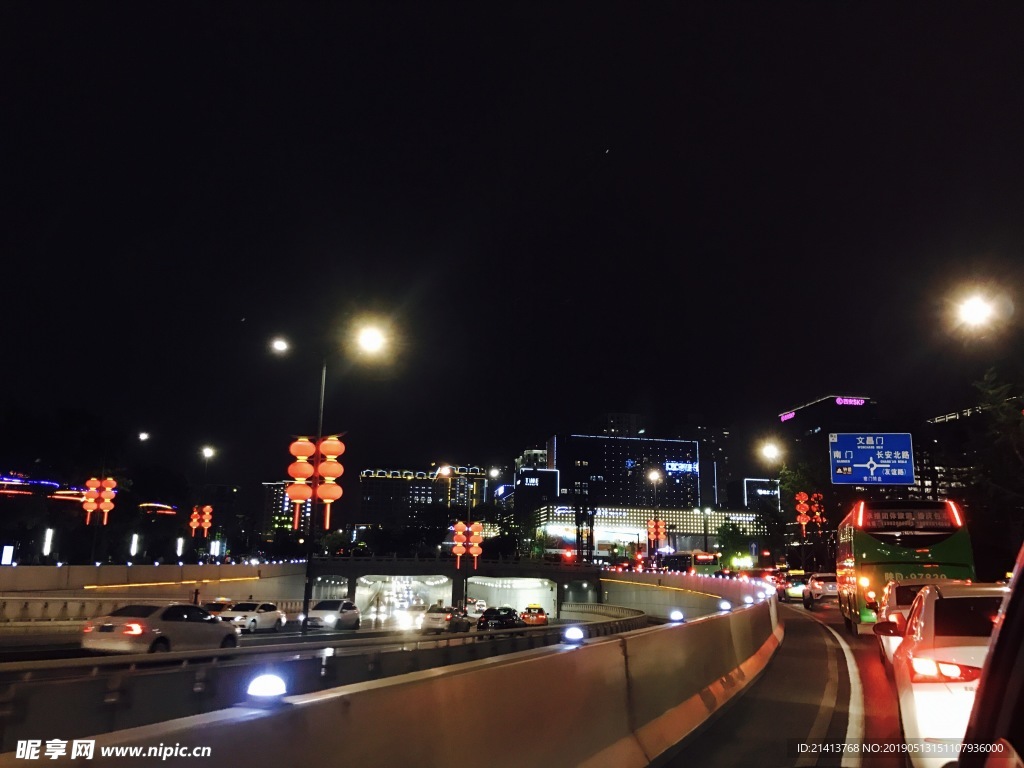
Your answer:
[301,359,327,635]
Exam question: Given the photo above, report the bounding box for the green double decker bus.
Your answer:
[836,499,976,635]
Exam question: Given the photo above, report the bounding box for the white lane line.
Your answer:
[819,622,864,768]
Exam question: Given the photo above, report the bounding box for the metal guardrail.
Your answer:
[0,603,646,750]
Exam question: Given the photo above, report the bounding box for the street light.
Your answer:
[275,323,390,633]
[958,295,995,328]
[760,442,781,463]
[201,446,215,477]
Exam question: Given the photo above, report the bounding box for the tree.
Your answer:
[716,522,753,565]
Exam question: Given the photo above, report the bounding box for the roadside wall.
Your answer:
[44,583,782,768]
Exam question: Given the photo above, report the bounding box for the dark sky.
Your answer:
[3,3,1024,493]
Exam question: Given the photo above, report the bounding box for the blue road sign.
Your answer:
[828,433,915,486]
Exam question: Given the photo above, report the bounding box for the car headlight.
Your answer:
[297,613,305,622]
[325,614,336,624]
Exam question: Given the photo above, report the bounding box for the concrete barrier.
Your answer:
[29,589,781,768]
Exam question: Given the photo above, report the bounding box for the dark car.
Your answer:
[476,606,527,632]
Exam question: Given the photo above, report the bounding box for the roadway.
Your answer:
[664,600,902,768]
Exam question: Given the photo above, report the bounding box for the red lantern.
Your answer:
[289,438,316,458]
[469,522,484,569]
[287,438,315,530]
[453,521,467,569]
[288,461,314,480]
[315,436,345,530]
[200,505,213,538]
[189,507,201,537]
[81,478,102,525]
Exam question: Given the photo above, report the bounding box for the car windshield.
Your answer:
[525,607,544,614]
[108,605,160,618]
[481,608,500,618]
[934,597,1003,637]
[313,601,342,611]
[427,605,449,614]
[202,603,230,611]
[231,602,259,611]
[408,604,427,612]
[814,575,837,583]
[894,585,926,605]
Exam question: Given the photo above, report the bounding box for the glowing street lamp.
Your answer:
[958,295,995,328]
[761,442,782,462]
[274,322,391,633]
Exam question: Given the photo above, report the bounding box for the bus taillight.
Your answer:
[855,501,866,528]
[946,500,963,527]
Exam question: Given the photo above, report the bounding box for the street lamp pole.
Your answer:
[300,359,328,635]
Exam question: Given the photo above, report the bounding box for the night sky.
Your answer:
[3,4,1024,496]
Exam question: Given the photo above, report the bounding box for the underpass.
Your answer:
[0,570,905,767]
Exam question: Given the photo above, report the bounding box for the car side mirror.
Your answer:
[872,621,900,637]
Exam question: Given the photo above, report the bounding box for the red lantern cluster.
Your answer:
[795,491,811,537]
[469,521,484,569]
[82,477,116,525]
[285,436,345,531]
[453,521,467,569]
[188,505,214,538]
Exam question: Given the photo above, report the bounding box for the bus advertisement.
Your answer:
[836,499,976,634]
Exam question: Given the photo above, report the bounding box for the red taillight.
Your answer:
[122,623,145,636]
[946,500,963,527]
[82,624,93,633]
[445,613,452,621]
[910,656,982,682]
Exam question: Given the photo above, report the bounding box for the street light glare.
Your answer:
[761,443,781,461]
[648,470,661,483]
[357,326,386,354]
[201,446,215,459]
[270,337,289,353]
[138,432,150,442]
[958,296,994,327]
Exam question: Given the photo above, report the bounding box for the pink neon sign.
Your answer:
[835,397,865,406]
[780,412,795,422]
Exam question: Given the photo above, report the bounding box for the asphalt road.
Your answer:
[663,600,904,768]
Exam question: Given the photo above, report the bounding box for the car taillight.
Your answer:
[445,613,452,620]
[909,656,982,682]
[82,624,93,633]
[122,623,145,636]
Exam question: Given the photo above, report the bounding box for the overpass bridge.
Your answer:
[0,573,788,767]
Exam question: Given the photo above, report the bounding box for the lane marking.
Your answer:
[786,605,865,768]
[819,622,865,768]
[795,624,839,768]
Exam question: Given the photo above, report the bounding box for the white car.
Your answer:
[875,578,958,667]
[420,605,471,634]
[874,582,1006,767]
[802,573,838,608]
[303,599,361,630]
[217,601,287,634]
[82,603,240,653]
